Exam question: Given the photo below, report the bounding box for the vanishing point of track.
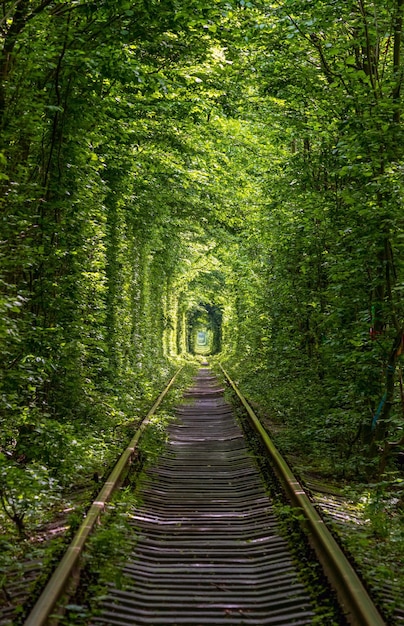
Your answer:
[25,365,387,626]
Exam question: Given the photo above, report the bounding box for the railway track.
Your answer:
[24,365,388,625]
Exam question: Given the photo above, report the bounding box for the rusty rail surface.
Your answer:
[219,363,386,626]
[24,366,184,626]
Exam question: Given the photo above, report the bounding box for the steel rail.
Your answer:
[24,365,184,626]
[219,363,386,626]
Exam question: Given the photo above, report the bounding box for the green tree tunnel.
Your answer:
[187,303,223,355]
[0,0,403,522]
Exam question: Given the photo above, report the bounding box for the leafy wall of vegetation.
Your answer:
[221,0,404,479]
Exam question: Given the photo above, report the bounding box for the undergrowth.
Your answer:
[335,476,404,623]
[1,360,199,624]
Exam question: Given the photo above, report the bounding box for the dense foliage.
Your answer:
[0,0,403,538]
[222,0,404,478]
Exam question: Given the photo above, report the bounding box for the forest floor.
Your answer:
[0,483,96,625]
[259,412,404,625]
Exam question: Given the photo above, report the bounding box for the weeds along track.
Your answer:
[25,367,387,626]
